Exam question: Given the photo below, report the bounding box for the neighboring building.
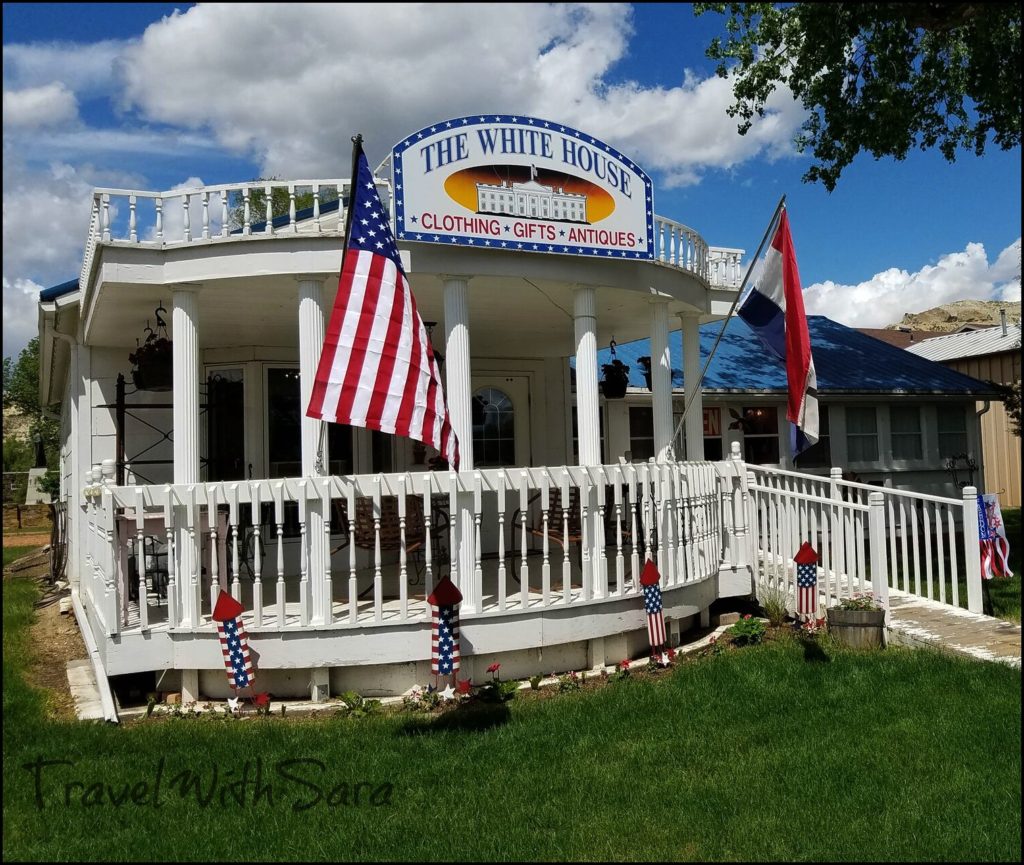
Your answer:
[591,316,999,499]
[856,327,934,349]
[907,317,1022,507]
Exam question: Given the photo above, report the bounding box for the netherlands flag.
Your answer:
[738,210,818,453]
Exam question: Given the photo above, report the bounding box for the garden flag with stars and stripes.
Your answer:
[795,542,820,620]
[979,493,1014,579]
[738,209,818,454]
[640,559,667,651]
[429,575,462,678]
[306,136,459,468]
[213,590,256,690]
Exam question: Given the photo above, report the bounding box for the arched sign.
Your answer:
[392,115,654,260]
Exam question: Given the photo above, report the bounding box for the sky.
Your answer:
[3,2,1021,362]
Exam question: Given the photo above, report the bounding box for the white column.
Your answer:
[172,283,202,628]
[573,286,601,466]
[443,276,478,612]
[298,276,328,624]
[573,286,603,596]
[679,312,704,461]
[650,299,673,462]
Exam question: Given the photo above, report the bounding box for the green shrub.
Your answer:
[727,615,766,646]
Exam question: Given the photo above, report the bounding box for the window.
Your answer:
[794,405,831,468]
[741,406,779,464]
[937,405,968,458]
[703,406,723,461]
[846,406,878,463]
[266,367,353,478]
[472,387,516,467]
[628,406,654,462]
[890,405,923,460]
[205,368,245,481]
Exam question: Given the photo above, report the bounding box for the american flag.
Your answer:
[979,493,1014,579]
[306,140,459,468]
[213,591,255,690]
[640,560,666,650]
[429,575,463,676]
[794,542,819,619]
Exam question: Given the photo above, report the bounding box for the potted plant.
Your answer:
[129,334,173,391]
[600,359,631,399]
[637,356,652,390]
[827,593,886,649]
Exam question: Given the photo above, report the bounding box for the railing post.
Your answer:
[962,486,984,614]
[868,492,890,623]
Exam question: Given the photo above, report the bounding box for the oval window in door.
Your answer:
[472,387,515,467]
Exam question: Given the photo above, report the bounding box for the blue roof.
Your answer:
[584,316,997,396]
[39,279,79,302]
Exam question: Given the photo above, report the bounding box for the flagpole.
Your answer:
[669,194,787,459]
[315,134,366,471]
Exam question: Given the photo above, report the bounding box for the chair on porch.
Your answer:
[330,495,450,598]
[510,487,584,586]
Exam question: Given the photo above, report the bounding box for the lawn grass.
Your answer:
[4,545,43,568]
[3,575,1020,861]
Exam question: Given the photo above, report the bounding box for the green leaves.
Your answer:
[695,2,1021,190]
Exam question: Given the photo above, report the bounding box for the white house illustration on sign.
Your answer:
[475,165,588,223]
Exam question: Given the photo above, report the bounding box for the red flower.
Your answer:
[620,659,631,670]
[486,663,501,674]
[743,614,752,620]
[252,692,270,708]
[456,679,472,695]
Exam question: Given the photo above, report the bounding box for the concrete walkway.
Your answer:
[887,592,1022,668]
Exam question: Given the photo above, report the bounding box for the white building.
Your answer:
[37,116,988,720]
[476,177,588,222]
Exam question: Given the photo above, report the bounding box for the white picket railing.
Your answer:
[82,461,727,636]
[746,465,984,615]
[81,181,741,288]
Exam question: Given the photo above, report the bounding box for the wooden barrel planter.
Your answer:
[827,608,886,649]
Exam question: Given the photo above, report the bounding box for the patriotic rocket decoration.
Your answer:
[213,590,256,690]
[640,559,667,652]
[429,575,462,682]
[794,542,819,621]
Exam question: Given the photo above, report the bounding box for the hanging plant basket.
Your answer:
[637,356,652,390]
[600,359,630,399]
[131,357,173,392]
[129,303,173,391]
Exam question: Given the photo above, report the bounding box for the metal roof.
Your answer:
[905,322,1022,363]
[581,316,998,396]
[39,278,79,302]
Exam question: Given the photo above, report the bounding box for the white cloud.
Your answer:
[1,277,44,363]
[804,239,1023,328]
[2,82,79,128]
[2,39,130,97]
[118,3,805,182]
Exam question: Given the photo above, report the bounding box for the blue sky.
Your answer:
[3,3,1020,360]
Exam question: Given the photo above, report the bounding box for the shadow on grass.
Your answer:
[800,636,831,663]
[397,701,511,736]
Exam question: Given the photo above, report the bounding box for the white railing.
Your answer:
[81,180,738,291]
[746,465,984,615]
[653,216,708,281]
[90,179,359,247]
[81,461,727,636]
[707,246,745,289]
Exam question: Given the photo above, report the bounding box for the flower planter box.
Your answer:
[827,608,886,649]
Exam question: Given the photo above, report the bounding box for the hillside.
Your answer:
[887,300,1021,333]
